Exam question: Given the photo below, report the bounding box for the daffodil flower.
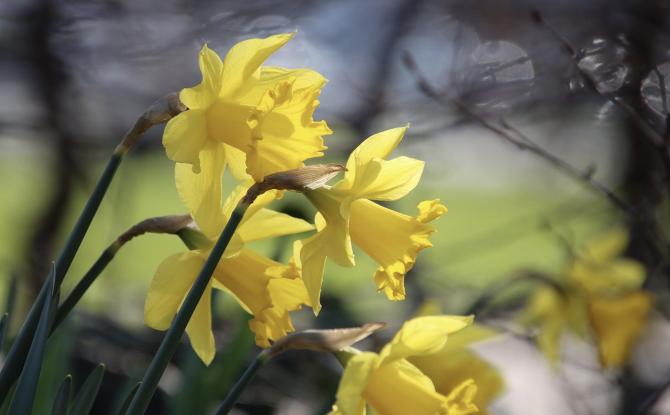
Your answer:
[330,316,478,415]
[298,126,447,312]
[163,33,332,203]
[520,229,653,368]
[408,318,504,415]
[144,169,315,364]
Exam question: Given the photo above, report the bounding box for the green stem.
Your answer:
[0,92,184,402]
[124,206,247,415]
[51,242,119,330]
[0,153,121,401]
[213,351,269,415]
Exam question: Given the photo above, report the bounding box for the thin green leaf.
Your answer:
[51,375,72,415]
[0,313,8,355]
[69,364,105,415]
[2,273,17,353]
[6,271,58,415]
[115,383,140,415]
[0,273,49,402]
[4,272,18,318]
[0,153,124,402]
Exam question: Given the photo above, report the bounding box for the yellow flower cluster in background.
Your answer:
[145,33,448,366]
[520,228,654,368]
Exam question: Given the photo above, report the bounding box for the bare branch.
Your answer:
[531,10,670,155]
[402,51,631,213]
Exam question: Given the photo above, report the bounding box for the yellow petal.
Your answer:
[144,251,202,330]
[409,329,504,415]
[213,249,274,316]
[580,228,629,262]
[220,181,283,257]
[417,199,449,222]
[205,100,255,150]
[518,287,567,363]
[213,248,308,346]
[589,291,653,368]
[305,189,355,267]
[297,234,329,314]
[245,75,331,181]
[333,352,378,415]
[345,156,424,202]
[349,199,445,301]
[250,267,311,347]
[163,109,209,171]
[185,282,216,365]
[144,251,216,365]
[236,208,314,244]
[567,257,646,295]
[223,144,249,181]
[220,33,295,97]
[249,307,294,348]
[378,316,474,365]
[175,141,226,238]
[180,44,223,110]
[364,359,452,415]
[339,126,409,191]
[444,379,479,415]
[242,66,328,103]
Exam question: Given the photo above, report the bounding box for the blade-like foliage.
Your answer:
[6,272,58,415]
[115,383,140,415]
[0,313,8,355]
[69,364,106,415]
[51,375,72,415]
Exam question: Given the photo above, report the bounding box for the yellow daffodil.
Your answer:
[520,229,653,368]
[411,304,504,414]
[144,168,314,364]
[163,33,332,215]
[298,126,447,312]
[330,316,479,415]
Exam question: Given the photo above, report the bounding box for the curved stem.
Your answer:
[213,352,269,415]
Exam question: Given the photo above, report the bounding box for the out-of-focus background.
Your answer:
[2,0,670,414]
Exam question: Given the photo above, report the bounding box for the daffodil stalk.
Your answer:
[214,324,386,415]
[0,93,186,401]
[214,350,270,415]
[53,215,194,330]
[124,204,248,415]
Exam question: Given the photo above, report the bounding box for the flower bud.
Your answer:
[115,214,193,249]
[243,163,345,204]
[265,322,385,358]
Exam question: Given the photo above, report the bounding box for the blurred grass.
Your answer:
[0,144,619,328]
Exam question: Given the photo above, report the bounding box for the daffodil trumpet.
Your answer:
[0,93,186,401]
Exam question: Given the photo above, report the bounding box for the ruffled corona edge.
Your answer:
[349,199,447,301]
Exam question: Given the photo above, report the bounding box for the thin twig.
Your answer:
[402,51,631,213]
[531,10,670,176]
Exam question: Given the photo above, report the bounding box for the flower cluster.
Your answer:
[519,228,654,368]
[144,34,449,368]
